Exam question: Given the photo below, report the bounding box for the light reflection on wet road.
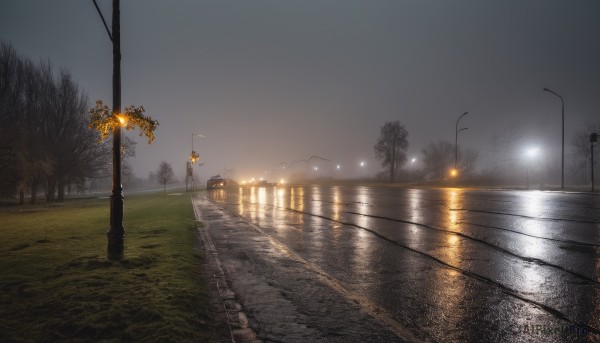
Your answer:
[207,186,600,342]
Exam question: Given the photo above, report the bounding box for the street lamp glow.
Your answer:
[360,161,365,167]
[525,147,540,189]
[526,147,539,157]
[116,114,127,126]
[450,169,458,177]
[411,158,416,163]
[336,164,341,169]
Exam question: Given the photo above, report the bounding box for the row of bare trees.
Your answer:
[0,42,111,203]
[374,119,597,185]
[374,121,479,182]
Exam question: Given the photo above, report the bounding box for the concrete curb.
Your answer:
[193,196,261,343]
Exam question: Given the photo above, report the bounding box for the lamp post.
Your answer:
[454,112,469,174]
[190,133,204,191]
[93,0,124,260]
[591,133,597,192]
[411,158,416,180]
[543,88,565,189]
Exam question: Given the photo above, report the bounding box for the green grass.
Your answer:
[0,192,215,342]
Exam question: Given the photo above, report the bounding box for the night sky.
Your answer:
[2,0,599,182]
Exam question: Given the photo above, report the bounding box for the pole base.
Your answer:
[107,229,124,260]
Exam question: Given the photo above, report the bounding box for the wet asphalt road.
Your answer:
[199,186,600,342]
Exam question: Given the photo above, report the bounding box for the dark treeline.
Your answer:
[0,41,110,203]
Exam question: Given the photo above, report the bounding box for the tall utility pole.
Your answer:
[455,112,469,171]
[94,0,124,260]
[543,88,565,190]
[108,0,124,260]
[190,133,203,190]
[592,133,597,192]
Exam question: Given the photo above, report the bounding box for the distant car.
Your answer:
[207,175,238,190]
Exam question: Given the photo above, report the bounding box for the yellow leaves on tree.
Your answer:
[89,100,159,144]
[190,151,200,163]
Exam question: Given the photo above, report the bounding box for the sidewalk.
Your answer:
[192,195,423,343]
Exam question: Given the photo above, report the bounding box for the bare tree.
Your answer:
[571,124,600,184]
[1,41,110,203]
[459,148,479,179]
[422,140,454,180]
[156,161,174,195]
[374,121,409,183]
[0,42,24,198]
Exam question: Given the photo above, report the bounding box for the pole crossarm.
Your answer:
[307,155,331,163]
[92,0,113,42]
[543,88,563,101]
[543,87,565,189]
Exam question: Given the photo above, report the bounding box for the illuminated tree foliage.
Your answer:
[88,100,159,144]
[190,151,200,163]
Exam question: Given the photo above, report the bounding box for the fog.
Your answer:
[2,0,599,186]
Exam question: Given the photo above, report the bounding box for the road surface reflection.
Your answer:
[207,185,600,342]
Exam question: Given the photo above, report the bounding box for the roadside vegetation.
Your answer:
[0,192,214,342]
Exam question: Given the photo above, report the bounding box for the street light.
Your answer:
[190,133,204,191]
[93,0,124,260]
[591,133,597,192]
[543,88,565,189]
[455,112,469,172]
[526,147,539,189]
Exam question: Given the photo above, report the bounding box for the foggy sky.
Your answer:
[2,0,599,182]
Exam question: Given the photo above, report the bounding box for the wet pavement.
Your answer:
[195,186,600,342]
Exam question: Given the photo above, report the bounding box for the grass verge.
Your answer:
[0,192,214,342]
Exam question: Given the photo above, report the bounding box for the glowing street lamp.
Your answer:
[116,115,127,126]
[92,0,125,260]
[527,147,539,158]
[189,133,204,191]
